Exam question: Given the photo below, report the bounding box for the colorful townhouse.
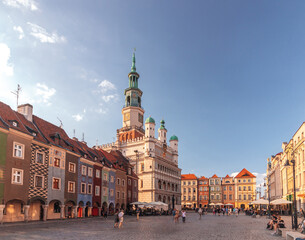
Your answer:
[222,175,235,207]
[198,176,209,208]
[209,174,222,205]
[181,174,198,209]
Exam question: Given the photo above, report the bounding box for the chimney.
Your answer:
[17,104,33,122]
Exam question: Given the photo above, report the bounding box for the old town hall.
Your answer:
[97,53,182,209]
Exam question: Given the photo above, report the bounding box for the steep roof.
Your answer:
[181,174,197,180]
[224,174,231,178]
[235,168,256,178]
[0,101,47,143]
[199,176,207,180]
[211,174,218,178]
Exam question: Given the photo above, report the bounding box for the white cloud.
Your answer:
[0,43,14,77]
[27,22,66,44]
[13,26,24,39]
[35,83,56,106]
[98,80,116,93]
[102,94,118,103]
[230,172,238,178]
[3,0,38,11]
[72,114,83,122]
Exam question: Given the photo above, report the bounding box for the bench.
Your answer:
[278,228,291,237]
[286,231,305,240]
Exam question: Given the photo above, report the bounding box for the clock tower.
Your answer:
[119,52,145,142]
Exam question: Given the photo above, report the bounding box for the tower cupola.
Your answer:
[145,116,155,138]
[158,119,167,143]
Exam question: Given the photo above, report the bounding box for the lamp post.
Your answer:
[134,150,139,175]
[285,157,298,230]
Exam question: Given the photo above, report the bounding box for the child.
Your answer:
[182,210,186,223]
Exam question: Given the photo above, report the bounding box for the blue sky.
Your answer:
[1,0,305,185]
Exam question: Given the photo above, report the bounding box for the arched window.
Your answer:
[158,180,161,189]
[138,97,141,107]
[127,96,130,106]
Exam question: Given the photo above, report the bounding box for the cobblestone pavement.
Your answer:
[0,213,297,240]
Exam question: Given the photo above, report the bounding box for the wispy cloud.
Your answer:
[3,0,38,11]
[72,109,86,122]
[13,26,24,39]
[98,80,116,93]
[102,94,118,103]
[0,43,14,77]
[27,22,66,44]
[35,83,56,106]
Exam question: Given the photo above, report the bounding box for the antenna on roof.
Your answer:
[82,133,84,142]
[57,117,63,128]
[73,129,75,138]
[11,84,22,109]
[96,139,98,146]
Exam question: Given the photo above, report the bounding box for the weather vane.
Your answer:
[11,84,21,109]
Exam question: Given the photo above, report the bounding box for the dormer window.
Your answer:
[13,122,17,127]
[9,120,19,127]
[32,132,36,137]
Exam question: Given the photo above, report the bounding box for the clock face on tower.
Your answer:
[124,113,130,121]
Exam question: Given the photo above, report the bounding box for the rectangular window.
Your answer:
[134,180,137,187]
[141,164,144,172]
[81,183,86,194]
[103,173,107,181]
[111,176,114,183]
[36,152,44,164]
[183,181,186,185]
[248,179,251,182]
[54,158,60,168]
[13,142,24,158]
[96,169,100,178]
[223,194,227,200]
[88,167,93,177]
[110,189,114,197]
[52,177,60,190]
[248,186,251,191]
[35,175,43,188]
[69,162,76,173]
[128,179,131,185]
[229,195,232,200]
[188,188,191,193]
[95,186,100,196]
[193,188,196,193]
[204,195,207,200]
[216,187,220,191]
[188,196,191,200]
[122,192,125,199]
[211,195,214,200]
[210,180,214,185]
[211,187,214,191]
[128,190,131,198]
[243,195,247,200]
[223,186,226,191]
[141,180,143,188]
[117,178,120,185]
[88,184,92,194]
[239,195,241,200]
[243,186,246,191]
[216,194,220,200]
[204,187,207,191]
[68,181,75,193]
[229,186,232,191]
[82,166,87,175]
[12,168,23,185]
[239,186,241,191]
[184,196,186,200]
[200,195,203,200]
[122,180,125,186]
[117,191,120,199]
[248,195,252,200]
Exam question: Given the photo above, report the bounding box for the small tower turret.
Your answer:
[169,135,178,164]
[145,116,155,138]
[158,119,167,143]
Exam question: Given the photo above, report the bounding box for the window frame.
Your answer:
[11,168,23,185]
[81,182,86,194]
[68,181,75,193]
[13,142,24,159]
[81,165,87,176]
[68,162,76,173]
[88,167,93,177]
[87,184,92,194]
[52,177,61,190]
[95,186,100,196]
[35,151,44,164]
[34,175,44,188]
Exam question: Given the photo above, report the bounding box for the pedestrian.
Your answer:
[222,208,225,216]
[198,207,203,220]
[182,210,186,223]
[136,207,140,221]
[114,210,119,228]
[104,209,108,219]
[213,208,215,216]
[173,208,176,221]
[174,209,180,223]
[118,209,124,228]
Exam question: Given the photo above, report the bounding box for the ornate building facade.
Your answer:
[98,53,181,209]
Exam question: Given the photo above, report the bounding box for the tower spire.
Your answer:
[131,48,136,72]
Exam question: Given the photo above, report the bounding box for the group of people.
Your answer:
[114,209,125,229]
[266,214,285,235]
[212,207,239,216]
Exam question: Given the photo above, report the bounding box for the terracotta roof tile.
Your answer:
[211,174,218,178]
[224,174,231,178]
[199,176,207,180]
[181,174,197,180]
[235,168,256,178]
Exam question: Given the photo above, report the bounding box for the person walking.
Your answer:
[182,210,186,223]
[174,209,180,223]
[118,209,124,228]
[198,207,203,220]
[173,209,176,221]
[114,210,119,228]
[136,207,140,221]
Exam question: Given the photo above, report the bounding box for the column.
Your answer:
[0,205,5,224]
[60,205,65,219]
[88,207,92,217]
[24,205,30,222]
[98,207,102,217]
[82,207,85,217]
[43,205,48,221]
[73,206,78,218]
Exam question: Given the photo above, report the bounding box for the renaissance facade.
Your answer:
[98,53,182,209]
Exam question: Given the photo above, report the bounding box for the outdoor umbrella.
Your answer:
[270,199,292,205]
[215,203,223,206]
[225,203,233,206]
[251,199,269,205]
[130,202,147,205]
[209,203,215,206]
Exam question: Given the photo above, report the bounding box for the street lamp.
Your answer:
[134,150,139,175]
[284,158,298,230]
